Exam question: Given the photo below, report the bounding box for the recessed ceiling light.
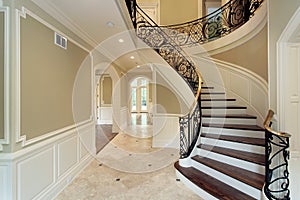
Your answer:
[106,21,114,27]
[118,39,124,43]
[137,65,140,68]
[130,56,135,59]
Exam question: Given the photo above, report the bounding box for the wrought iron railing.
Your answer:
[125,0,202,158]
[160,0,264,46]
[264,110,291,200]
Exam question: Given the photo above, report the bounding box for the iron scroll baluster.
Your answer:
[264,110,291,200]
[161,0,264,46]
[125,0,202,158]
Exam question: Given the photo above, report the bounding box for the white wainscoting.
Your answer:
[152,114,180,148]
[120,106,129,131]
[290,153,300,200]
[193,57,268,126]
[0,6,9,152]
[0,121,95,200]
[98,107,112,124]
[17,147,55,200]
[0,164,9,200]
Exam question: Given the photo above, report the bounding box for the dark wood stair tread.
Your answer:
[202,86,214,89]
[202,123,264,131]
[174,161,256,200]
[202,114,257,119]
[201,92,225,95]
[191,156,265,190]
[198,144,265,165]
[202,106,247,109]
[201,133,265,146]
[202,98,236,101]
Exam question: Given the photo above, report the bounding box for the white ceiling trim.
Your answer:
[31,0,98,47]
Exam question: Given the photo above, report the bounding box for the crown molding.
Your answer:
[31,0,98,48]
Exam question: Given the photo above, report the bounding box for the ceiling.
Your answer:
[32,0,128,47]
[31,0,161,72]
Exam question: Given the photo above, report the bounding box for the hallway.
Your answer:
[56,127,202,199]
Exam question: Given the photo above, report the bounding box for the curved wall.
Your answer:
[212,25,268,81]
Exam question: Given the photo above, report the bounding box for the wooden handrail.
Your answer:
[263,110,291,138]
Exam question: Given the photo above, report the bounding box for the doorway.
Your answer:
[131,77,149,113]
[130,77,153,129]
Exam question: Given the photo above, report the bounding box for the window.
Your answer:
[130,78,149,113]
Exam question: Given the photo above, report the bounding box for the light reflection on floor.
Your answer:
[122,113,153,139]
[56,120,201,200]
[130,113,152,125]
[55,112,203,200]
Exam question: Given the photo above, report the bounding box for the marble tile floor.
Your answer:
[131,113,152,125]
[56,132,202,200]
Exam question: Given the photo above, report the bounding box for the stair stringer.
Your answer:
[191,56,268,127]
[175,84,266,199]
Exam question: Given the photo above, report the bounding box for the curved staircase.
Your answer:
[175,86,265,199]
[124,0,267,199]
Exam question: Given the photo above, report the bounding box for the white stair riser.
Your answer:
[202,108,246,115]
[191,160,261,199]
[197,148,265,174]
[201,127,265,139]
[202,101,236,107]
[175,170,218,200]
[201,138,265,154]
[202,117,256,125]
[201,88,216,92]
[201,94,227,99]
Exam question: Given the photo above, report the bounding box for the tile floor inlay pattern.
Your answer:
[55,160,202,200]
[57,124,202,199]
[96,133,178,173]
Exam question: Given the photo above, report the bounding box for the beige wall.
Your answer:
[72,55,92,123]
[160,0,198,25]
[102,76,112,105]
[269,0,300,111]
[137,0,199,25]
[0,12,4,139]
[120,75,128,108]
[156,84,181,114]
[20,15,89,140]
[213,25,268,81]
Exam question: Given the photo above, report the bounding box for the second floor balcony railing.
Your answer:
[161,0,264,47]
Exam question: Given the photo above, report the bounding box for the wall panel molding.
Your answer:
[99,107,113,124]
[31,0,98,47]
[17,147,55,200]
[193,56,268,125]
[0,6,9,151]
[0,164,9,199]
[0,121,95,200]
[15,7,92,147]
